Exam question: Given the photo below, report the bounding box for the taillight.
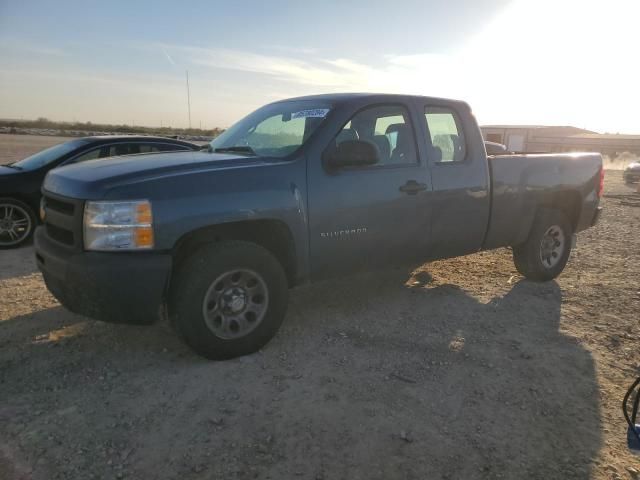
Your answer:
[597,167,605,198]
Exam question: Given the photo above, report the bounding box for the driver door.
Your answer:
[307,103,432,279]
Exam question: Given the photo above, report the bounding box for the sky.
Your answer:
[0,0,638,133]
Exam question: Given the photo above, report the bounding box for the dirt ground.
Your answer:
[1,136,639,479]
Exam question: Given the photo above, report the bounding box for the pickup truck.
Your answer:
[35,93,603,360]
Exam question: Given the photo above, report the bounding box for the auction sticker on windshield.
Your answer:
[291,109,330,119]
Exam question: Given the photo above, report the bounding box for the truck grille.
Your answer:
[46,196,75,216]
[42,192,84,249]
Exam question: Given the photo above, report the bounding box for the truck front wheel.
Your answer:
[168,241,289,360]
[512,208,573,281]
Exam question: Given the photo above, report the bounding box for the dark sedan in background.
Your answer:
[0,136,200,248]
[623,161,640,184]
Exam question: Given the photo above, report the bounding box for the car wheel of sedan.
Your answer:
[513,208,573,281]
[168,241,289,360]
[0,198,36,249]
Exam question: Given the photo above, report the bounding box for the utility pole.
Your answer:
[186,70,192,130]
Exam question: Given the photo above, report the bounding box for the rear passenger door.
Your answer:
[307,103,433,279]
[422,104,490,259]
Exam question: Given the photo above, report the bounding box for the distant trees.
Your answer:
[0,118,224,138]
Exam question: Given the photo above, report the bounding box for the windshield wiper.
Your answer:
[3,163,22,170]
[213,146,257,156]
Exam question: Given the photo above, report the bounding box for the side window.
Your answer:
[104,143,191,158]
[107,144,135,157]
[154,143,192,152]
[334,105,417,166]
[138,144,162,153]
[374,114,404,152]
[425,107,466,163]
[71,148,101,163]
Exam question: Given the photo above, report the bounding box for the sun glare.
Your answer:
[347,0,638,133]
[462,0,640,133]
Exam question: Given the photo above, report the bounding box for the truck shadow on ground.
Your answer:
[0,269,601,479]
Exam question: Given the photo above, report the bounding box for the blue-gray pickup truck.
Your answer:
[35,93,604,359]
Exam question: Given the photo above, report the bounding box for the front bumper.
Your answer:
[35,226,171,324]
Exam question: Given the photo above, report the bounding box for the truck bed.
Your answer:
[483,153,602,249]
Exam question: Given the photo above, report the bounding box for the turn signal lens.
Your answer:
[134,226,154,248]
[136,202,152,224]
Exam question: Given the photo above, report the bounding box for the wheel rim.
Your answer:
[201,268,269,340]
[539,224,565,269]
[0,203,32,246]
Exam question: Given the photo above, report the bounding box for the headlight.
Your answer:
[83,200,154,251]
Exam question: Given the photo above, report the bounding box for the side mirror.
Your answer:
[325,140,380,169]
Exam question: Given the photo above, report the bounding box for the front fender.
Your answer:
[104,159,310,281]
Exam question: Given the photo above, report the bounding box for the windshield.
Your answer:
[12,139,89,170]
[209,101,331,158]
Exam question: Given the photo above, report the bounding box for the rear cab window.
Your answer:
[425,107,467,163]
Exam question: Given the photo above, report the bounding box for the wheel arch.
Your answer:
[537,189,582,232]
[171,219,298,287]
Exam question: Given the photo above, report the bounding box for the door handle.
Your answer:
[399,180,428,195]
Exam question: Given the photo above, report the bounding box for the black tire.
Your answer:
[513,208,573,282]
[168,241,289,360]
[0,197,37,249]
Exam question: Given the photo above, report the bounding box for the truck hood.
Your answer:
[43,151,281,199]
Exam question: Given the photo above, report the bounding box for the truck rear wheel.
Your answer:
[169,241,289,360]
[512,208,573,281]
